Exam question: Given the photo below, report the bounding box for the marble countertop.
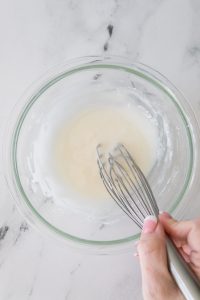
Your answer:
[1,1,200,299]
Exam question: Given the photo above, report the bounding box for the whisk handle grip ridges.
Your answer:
[167,238,200,300]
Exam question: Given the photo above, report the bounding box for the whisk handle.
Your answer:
[167,238,200,300]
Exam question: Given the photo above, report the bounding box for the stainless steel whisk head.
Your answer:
[96,143,159,229]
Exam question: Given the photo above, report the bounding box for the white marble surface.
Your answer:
[1,0,200,299]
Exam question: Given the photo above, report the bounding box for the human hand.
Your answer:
[137,215,184,300]
[159,212,200,281]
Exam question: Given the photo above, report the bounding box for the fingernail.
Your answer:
[143,215,157,233]
[159,211,172,218]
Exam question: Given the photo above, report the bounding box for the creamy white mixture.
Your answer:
[52,105,158,201]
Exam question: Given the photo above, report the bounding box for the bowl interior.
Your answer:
[11,61,193,246]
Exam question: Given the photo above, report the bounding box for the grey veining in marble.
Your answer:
[1,0,200,299]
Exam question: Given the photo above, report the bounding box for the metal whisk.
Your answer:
[97,143,159,228]
[96,143,200,300]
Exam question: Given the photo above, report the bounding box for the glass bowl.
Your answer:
[4,56,200,253]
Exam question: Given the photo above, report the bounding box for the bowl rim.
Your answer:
[4,55,200,249]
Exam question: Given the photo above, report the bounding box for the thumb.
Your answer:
[138,216,169,275]
[138,216,173,296]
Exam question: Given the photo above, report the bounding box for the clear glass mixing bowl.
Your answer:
[4,56,200,253]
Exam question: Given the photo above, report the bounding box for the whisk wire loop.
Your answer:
[96,143,159,228]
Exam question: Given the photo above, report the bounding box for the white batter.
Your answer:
[53,105,158,201]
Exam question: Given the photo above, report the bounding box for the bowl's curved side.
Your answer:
[3,56,200,253]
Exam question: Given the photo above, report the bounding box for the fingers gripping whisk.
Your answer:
[96,144,159,229]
